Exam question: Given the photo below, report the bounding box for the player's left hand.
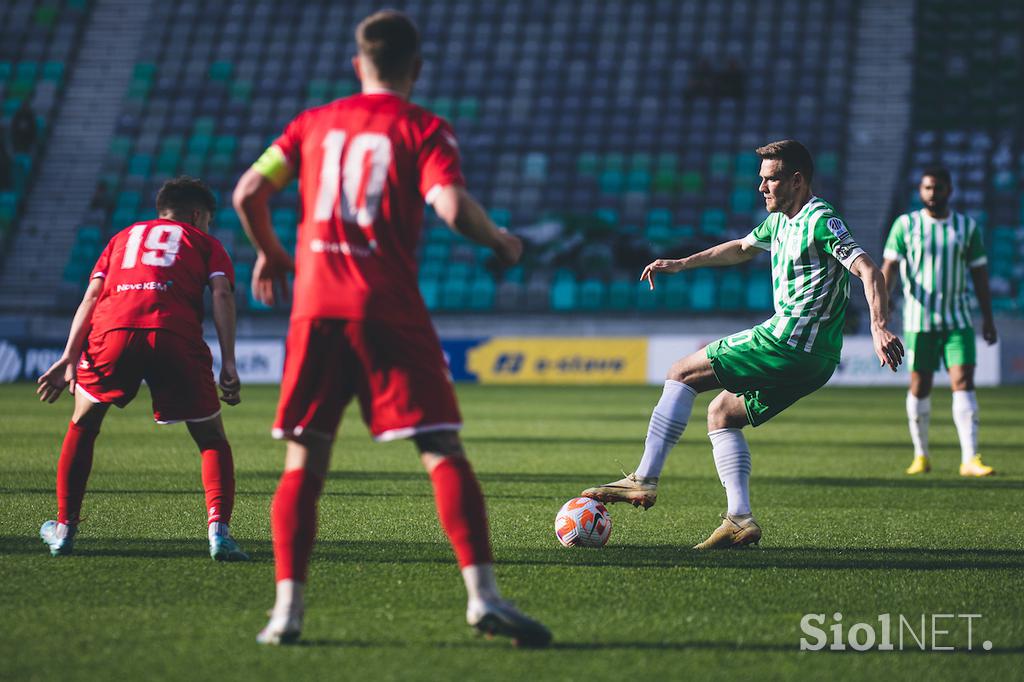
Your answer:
[218,366,241,406]
[982,318,997,345]
[871,325,905,372]
[639,259,684,290]
[37,356,76,403]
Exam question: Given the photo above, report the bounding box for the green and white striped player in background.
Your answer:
[882,167,998,477]
[581,140,905,549]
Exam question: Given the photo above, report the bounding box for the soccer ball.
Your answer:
[554,497,612,548]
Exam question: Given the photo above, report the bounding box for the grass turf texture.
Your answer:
[1,383,1022,681]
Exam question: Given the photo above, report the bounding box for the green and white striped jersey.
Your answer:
[883,210,986,332]
[742,196,865,362]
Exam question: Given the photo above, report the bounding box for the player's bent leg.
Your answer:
[187,416,248,561]
[41,394,109,557]
[905,371,933,474]
[695,392,761,550]
[258,434,332,645]
[416,431,551,648]
[581,350,719,509]
[949,364,992,476]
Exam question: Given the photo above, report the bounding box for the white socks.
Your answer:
[208,521,229,541]
[709,428,752,516]
[951,390,979,463]
[905,392,931,456]
[272,579,305,619]
[462,563,501,606]
[635,380,697,480]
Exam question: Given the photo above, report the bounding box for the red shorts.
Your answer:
[273,318,461,441]
[76,328,221,424]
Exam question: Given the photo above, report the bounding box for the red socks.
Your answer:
[200,440,235,525]
[429,456,493,568]
[56,421,99,525]
[271,469,325,582]
[268,456,491,582]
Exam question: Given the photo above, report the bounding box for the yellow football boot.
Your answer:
[693,513,761,550]
[959,455,994,477]
[905,454,931,475]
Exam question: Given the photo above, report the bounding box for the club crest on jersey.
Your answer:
[826,217,850,240]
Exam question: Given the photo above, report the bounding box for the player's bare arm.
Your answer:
[640,238,757,290]
[37,276,105,403]
[210,275,241,405]
[850,254,905,371]
[968,264,997,345]
[880,258,900,316]
[233,167,295,306]
[431,185,522,266]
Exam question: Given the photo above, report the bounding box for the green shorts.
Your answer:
[706,327,838,427]
[905,328,976,372]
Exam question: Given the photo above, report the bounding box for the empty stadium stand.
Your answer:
[892,0,1024,313]
[7,0,860,314]
[0,0,90,258]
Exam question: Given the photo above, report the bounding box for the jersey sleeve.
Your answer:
[742,215,774,251]
[816,215,866,270]
[965,219,988,268]
[252,113,305,189]
[207,239,235,289]
[883,215,907,261]
[419,119,465,205]
[91,241,113,279]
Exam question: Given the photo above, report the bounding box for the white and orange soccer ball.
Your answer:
[554,497,612,548]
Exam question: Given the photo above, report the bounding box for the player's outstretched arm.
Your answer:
[210,275,240,405]
[37,277,104,402]
[232,168,295,306]
[969,264,997,345]
[639,238,756,290]
[431,185,522,266]
[850,254,905,371]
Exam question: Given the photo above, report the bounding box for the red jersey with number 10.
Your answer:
[89,218,235,341]
[271,92,464,326]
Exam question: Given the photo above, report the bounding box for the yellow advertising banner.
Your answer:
[466,337,648,384]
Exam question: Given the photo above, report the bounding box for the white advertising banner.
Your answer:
[207,338,285,384]
[828,335,999,387]
[645,334,1000,386]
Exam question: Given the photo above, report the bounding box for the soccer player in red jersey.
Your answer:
[233,11,550,647]
[36,177,249,562]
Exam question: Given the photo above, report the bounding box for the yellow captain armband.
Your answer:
[251,145,294,189]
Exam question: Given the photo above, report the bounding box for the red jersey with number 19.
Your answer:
[89,218,235,341]
[268,92,464,326]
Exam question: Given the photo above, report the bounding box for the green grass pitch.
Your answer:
[1,383,1022,680]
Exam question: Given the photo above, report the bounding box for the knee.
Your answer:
[414,430,464,458]
[707,397,744,431]
[666,360,693,384]
[706,389,750,431]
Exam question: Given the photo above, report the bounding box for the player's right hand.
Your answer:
[218,366,241,406]
[492,228,523,266]
[36,356,76,403]
[252,249,295,306]
[639,259,684,290]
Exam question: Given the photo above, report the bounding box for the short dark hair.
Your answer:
[921,165,952,187]
[155,176,216,216]
[755,139,814,183]
[356,10,420,81]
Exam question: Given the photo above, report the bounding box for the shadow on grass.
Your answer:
[265,637,1024,655]
[3,536,1023,571]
